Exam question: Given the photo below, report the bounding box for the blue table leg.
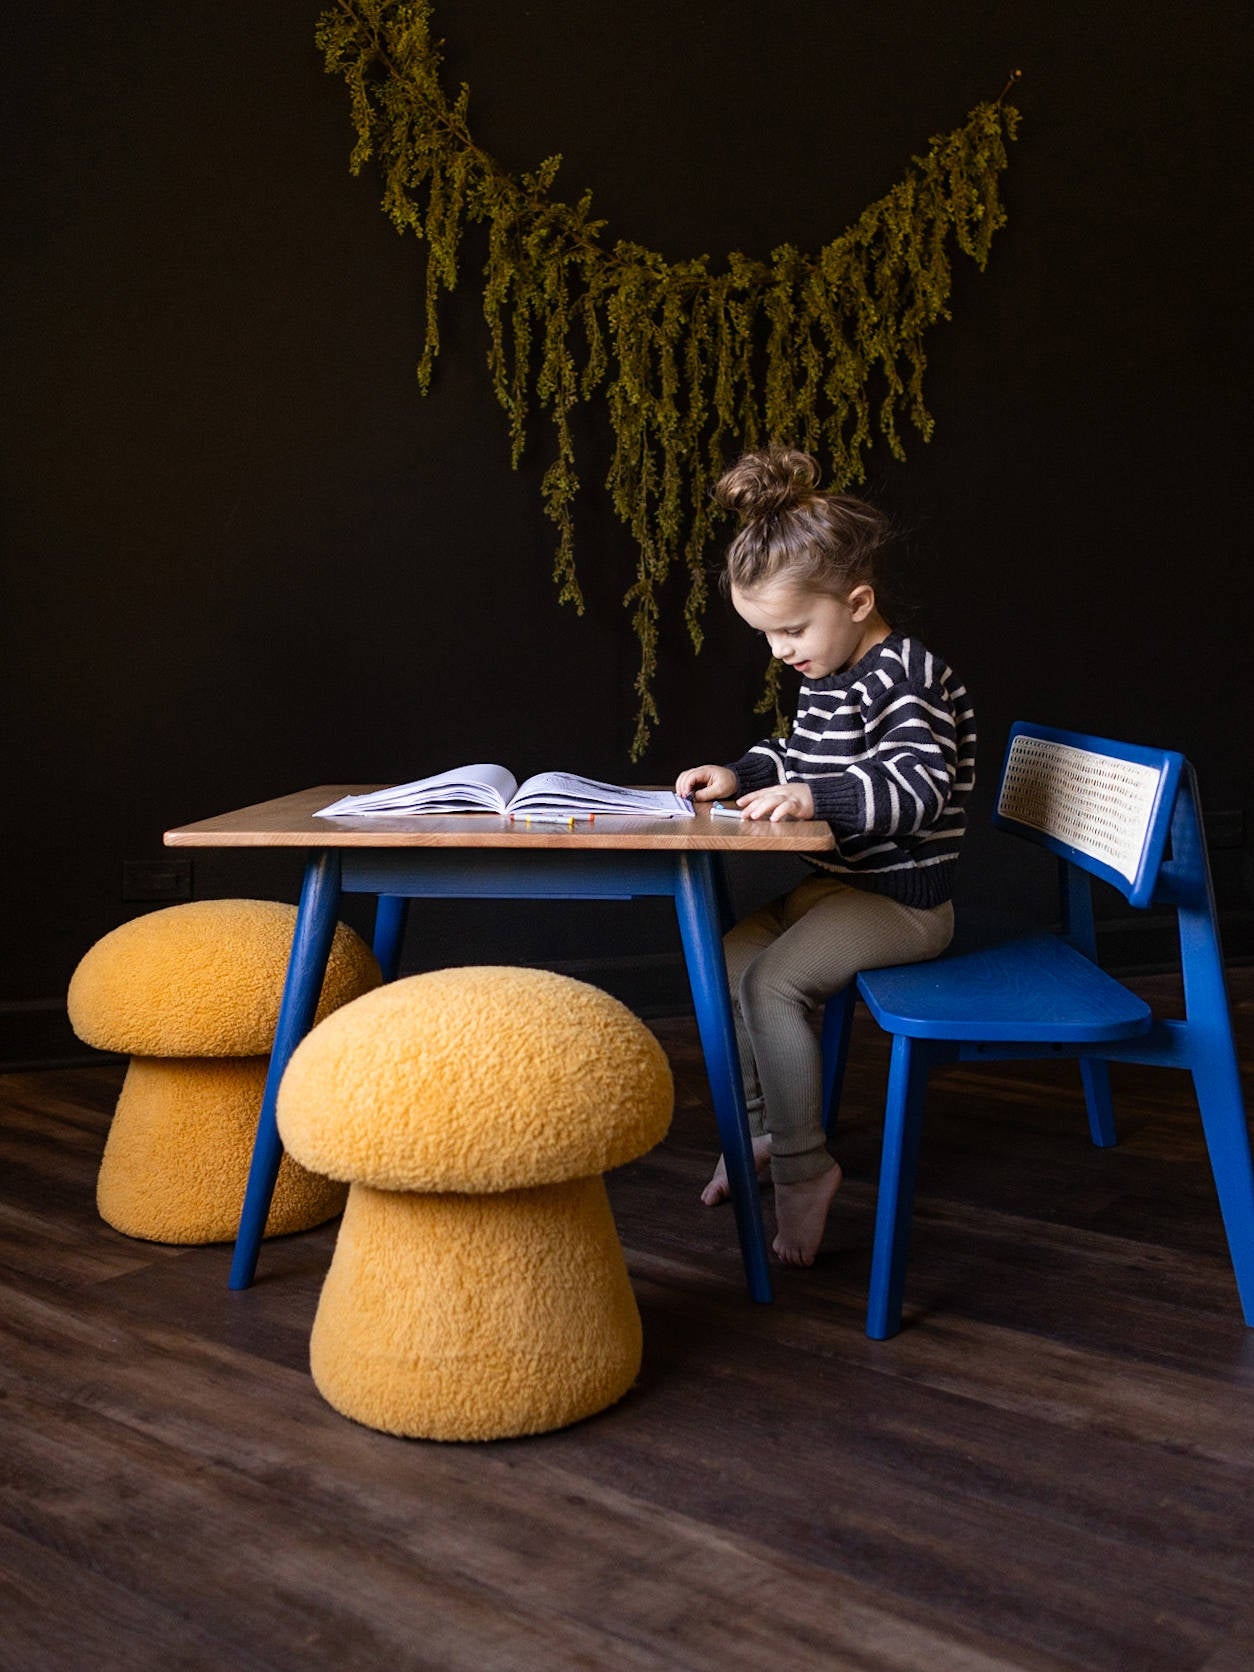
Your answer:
[710,853,737,935]
[673,853,773,1303]
[229,851,343,1289]
[372,894,409,982]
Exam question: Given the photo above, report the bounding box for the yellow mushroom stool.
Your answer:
[276,966,674,1441]
[67,898,380,1243]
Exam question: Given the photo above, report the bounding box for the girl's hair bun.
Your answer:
[713,446,820,519]
[716,442,894,602]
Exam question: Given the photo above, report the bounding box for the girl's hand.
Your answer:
[737,782,816,821]
[676,763,738,801]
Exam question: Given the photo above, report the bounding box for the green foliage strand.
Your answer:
[317,0,1019,757]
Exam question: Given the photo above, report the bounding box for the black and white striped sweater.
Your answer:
[726,632,976,908]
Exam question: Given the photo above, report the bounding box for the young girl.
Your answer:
[676,446,975,1267]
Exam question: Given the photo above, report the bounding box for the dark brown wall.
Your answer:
[4,3,1251,1052]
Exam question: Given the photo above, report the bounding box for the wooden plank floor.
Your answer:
[2,971,1253,1671]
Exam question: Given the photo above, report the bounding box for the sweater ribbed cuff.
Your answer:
[806,774,863,826]
[724,749,783,794]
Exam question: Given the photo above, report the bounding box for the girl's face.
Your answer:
[730,577,887,680]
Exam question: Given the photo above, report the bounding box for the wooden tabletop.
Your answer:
[164,786,836,852]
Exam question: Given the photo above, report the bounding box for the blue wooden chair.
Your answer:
[821,722,1254,1340]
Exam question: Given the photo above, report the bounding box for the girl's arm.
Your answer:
[808,686,959,837]
[725,736,789,795]
[676,732,790,804]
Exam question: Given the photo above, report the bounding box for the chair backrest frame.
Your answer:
[993,722,1184,910]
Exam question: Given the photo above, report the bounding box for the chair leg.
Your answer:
[820,982,856,1136]
[1191,1046,1254,1326]
[1079,1057,1118,1147]
[867,1034,932,1340]
[1168,767,1254,1322]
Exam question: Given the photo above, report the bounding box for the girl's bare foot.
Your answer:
[701,1135,772,1205]
[772,1162,843,1265]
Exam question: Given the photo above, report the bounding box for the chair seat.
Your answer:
[856,934,1153,1043]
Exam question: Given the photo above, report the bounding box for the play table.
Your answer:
[165,787,836,1301]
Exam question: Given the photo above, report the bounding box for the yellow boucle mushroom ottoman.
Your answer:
[277,966,674,1441]
[68,899,381,1243]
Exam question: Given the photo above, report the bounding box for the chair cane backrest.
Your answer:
[993,724,1184,910]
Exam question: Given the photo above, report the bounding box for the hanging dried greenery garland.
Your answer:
[317,1,1020,756]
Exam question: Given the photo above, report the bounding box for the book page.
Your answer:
[509,772,693,818]
[315,763,518,817]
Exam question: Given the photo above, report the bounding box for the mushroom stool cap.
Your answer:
[277,966,673,1192]
[68,899,380,1055]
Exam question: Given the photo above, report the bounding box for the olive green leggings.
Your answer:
[724,873,953,1184]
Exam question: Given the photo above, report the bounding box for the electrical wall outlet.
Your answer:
[122,859,193,902]
[1204,809,1245,851]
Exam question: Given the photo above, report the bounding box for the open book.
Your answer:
[314,765,693,821]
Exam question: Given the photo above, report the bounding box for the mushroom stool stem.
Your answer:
[312,1177,643,1441]
[98,1057,346,1244]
